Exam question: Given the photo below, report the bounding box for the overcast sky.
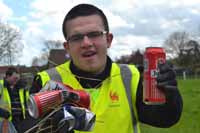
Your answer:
[0,0,200,66]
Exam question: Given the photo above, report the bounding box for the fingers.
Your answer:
[67,107,86,130]
[158,63,173,74]
[157,80,177,88]
[157,70,176,82]
[157,77,178,103]
[156,62,181,104]
[157,84,178,93]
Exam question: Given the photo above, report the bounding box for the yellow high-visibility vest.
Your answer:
[0,80,29,121]
[38,61,141,133]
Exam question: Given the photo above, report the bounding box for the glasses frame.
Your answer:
[67,31,108,44]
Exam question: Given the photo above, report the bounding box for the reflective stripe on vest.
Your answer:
[119,64,138,133]
[46,68,62,82]
[38,68,62,87]
[19,89,30,119]
[38,62,140,133]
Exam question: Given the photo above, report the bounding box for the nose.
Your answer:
[80,36,93,48]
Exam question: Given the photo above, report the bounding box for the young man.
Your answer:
[0,67,35,133]
[31,4,183,133]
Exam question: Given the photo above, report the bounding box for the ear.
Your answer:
[63,41,69,51]
[106,33,113,48]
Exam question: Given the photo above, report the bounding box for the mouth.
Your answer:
[81,51,97,58]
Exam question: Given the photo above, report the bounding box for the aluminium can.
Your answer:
[28,90,64,118]
[143,47,166,104]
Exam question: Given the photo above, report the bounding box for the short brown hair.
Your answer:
[62,4,109,40]
[5,67,19,76]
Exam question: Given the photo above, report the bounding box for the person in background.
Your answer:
[31,3,183,133]
[0,67,36,133]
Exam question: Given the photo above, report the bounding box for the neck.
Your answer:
[70,56,112,88]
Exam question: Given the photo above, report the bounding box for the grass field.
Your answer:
[141,79,200,133]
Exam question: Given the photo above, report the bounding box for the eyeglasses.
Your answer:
[67,31,107,44]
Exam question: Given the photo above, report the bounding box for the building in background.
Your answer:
[48,49,70,68]
[0,49,69,86]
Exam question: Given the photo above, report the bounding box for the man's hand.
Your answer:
[156,63,178,103]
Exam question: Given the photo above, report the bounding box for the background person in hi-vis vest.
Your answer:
[0,67,37,133]
[30,3,183,133]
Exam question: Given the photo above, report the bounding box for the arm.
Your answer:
[29,75,43,94]
[136,63,183,128]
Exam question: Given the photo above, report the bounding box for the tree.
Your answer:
[31,39,63,66]
[163,31,190,58]
[0,22,23,65]
[186,40,200,62]
[116,49,144,74]
[116,49,143,65]
[176,40,200,71]
[43,40,63,52]
[31,53,48,66]
[128,50,143,65]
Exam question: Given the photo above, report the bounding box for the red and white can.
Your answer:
[27,81,91,119]
[143,47,166,104]
[28,90,64,118]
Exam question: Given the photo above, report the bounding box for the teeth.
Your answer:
[82,51,95,57]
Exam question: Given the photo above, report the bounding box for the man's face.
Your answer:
[6,72,20,86]
[63,15,113,73]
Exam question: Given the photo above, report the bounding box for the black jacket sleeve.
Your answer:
[0,108,10,119]
[14,79,27,90]
[29,75,43,94]
[136,78,183,128]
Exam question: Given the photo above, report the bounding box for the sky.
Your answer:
[0,0,200,66]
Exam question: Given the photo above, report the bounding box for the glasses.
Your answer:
[67,31,107,44]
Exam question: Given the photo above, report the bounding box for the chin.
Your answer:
[86,65,103,73]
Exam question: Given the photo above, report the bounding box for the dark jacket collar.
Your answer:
[69,56,112,88]
[3,78,10,88]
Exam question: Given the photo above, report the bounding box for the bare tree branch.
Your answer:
[31,39,63,66]
[163,31,190,58]
[0,22,23,65]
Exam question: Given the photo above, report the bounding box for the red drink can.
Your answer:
[28,90,64,118]
[143,47,166,104]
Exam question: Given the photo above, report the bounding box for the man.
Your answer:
[0,67,35,133]
[31,4,183,133]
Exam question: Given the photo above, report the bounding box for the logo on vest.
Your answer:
[109,91,119,102]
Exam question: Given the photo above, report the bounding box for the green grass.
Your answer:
[141,79,200,133]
